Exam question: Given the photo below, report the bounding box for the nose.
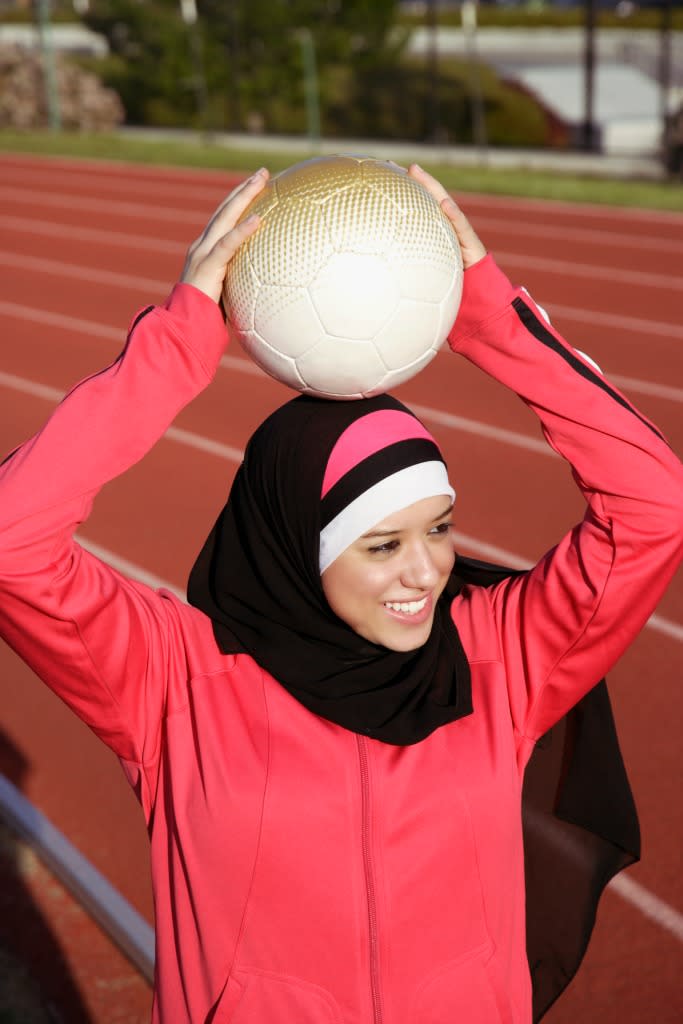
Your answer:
[401,541,440,591]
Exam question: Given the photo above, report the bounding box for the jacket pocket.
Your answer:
[213,968,342,1024]
[413,942,514,1024]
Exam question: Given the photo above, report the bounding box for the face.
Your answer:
[321,494,455,652]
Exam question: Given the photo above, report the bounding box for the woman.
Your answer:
[0,166,681,1024]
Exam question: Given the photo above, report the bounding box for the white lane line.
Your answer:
[5,153,682,233]
[459,189,683,225]
[1,368,680,646]
[165,426,244,464]
[451,530,681,642]
[646,615,683,643]
[4,154,682,226]
[78,537,185,601]
[408,403,553,456]
[78,534,683,943]
[223,344,683,411]
[609,376,683,404]
[498,251,681,290]
[1,191,680,289]
[474,216,683,255]
[609,873,683,942]
[0,370,64,404]
[0,364,554,460]
[0,185,205,224]
[451,530,530,570]
[0,251,167,294]
[0,166,223,203]
[0,214,185,255]
[0,302,678,405]
[0,300,123,340]
[2,245,682,351]
[4,179,681,254]
[545,302,683,342]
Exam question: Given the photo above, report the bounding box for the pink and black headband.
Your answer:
[319,408,455,572]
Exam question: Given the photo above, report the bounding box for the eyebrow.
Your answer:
[361,502,454,539]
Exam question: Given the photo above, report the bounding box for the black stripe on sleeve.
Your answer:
[129,305,155,336]
[512,297,665,443]
[321,438,445,529]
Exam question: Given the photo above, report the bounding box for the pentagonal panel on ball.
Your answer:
[239,330,305,392]
[320,185,400,255]
[382,347,440,392]
[309,253,400,340]
[373,300,443,370]
[388,253,460,305]
[254,286,324,358]
[250,197,334,288]
[296,337,386,398]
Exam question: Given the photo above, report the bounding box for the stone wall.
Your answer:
[0,45,124,130]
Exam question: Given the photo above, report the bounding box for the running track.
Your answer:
[0,153,681,1023]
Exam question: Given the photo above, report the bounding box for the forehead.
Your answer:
[365,494,453,534]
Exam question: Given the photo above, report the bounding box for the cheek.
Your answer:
[322,559,390,622]
[438,543,457,578]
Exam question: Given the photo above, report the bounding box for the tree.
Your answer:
[200,0,403,133]
[84,0,204,125]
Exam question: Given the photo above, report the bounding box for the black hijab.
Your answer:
[188,392,472,745]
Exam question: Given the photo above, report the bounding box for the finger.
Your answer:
[192,169,269,254]
[203,168,269,244]
[408,163,450,204]
[208,212,261,266]
[180,213,261,301]
[439,196,487,267]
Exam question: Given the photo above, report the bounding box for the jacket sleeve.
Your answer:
[0,283,229,768]
[448,255,683,745]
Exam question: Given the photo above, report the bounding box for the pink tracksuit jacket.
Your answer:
[0,256,681,1023]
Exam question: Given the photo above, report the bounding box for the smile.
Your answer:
[383,596,428,616]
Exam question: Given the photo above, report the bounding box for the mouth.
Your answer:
[383,594,432,624]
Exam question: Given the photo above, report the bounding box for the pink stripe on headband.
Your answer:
[321,410,438,498]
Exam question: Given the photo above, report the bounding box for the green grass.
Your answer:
[397,7,683,30]
[1,129,682,212]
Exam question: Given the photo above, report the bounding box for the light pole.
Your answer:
[461,0,487,156]
[581,0,597,151]
[659,0,673,162]
[179,0,210,133]
[297,28,321,146]
[425,0,440,142]
[35,0,62,131]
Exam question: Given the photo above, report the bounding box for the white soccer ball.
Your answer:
[223,155,463,400]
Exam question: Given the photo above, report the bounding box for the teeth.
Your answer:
[384,597,428,615]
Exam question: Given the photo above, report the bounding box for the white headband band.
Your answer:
[319,461,455,573]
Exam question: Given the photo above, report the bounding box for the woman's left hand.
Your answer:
[408,164,487,270]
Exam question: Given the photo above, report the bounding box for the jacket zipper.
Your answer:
[357,734,384,1024]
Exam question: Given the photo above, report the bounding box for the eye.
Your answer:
[429,521,452,537]
[367,538,400,555]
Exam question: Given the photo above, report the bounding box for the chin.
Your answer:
[379,623,433,653]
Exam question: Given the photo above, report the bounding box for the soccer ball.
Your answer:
[223,155,463,400]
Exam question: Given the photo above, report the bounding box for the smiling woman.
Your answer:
[0,164,681,1024]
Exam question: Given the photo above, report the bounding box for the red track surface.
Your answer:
[0,153,681,1022]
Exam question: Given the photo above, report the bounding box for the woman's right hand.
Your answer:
[180,167,270,304]
[407,164,487,271]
